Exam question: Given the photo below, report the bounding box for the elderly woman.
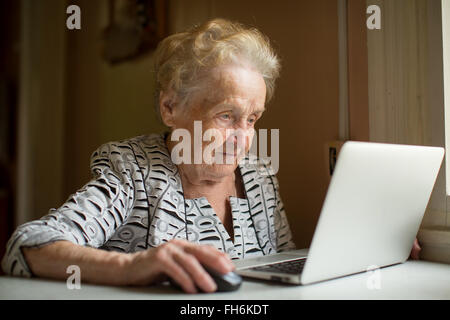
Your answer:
[1,18,296,293]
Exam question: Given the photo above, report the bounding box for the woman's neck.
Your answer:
[179,165,238,199]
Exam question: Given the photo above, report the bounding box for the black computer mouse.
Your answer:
[169,265,242,293]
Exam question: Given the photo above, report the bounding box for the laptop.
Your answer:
[235,141,445,285]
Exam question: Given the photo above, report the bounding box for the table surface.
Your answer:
[1,260,449,300]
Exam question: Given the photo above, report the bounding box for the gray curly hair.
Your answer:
[154,18,281,119]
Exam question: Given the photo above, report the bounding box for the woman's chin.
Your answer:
[200,163,239,179]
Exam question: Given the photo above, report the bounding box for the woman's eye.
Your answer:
[220,114,231,120]
[248,116,257,124]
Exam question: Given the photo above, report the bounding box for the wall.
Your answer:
[16,0,67,225]
[0,0,20,272]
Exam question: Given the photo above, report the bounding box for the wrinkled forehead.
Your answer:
[194,64,267,111]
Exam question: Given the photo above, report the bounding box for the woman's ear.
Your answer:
[159,90,176,127]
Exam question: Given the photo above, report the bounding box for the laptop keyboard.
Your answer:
[250,258,306,275]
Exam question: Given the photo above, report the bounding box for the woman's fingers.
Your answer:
[154,244,197,293]
[410,238,421,260]
[150,239,234,293]
[172,249,217,293]
[180,241,234,274]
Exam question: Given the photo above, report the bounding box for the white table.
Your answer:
[0,260,449,300]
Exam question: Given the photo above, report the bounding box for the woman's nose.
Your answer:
[235,118,249,130]
[226,128,248,149]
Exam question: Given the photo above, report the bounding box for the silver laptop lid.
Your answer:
[301,141,444,285]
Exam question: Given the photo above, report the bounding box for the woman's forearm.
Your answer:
[22,240,132,286]
[21,239,235,293]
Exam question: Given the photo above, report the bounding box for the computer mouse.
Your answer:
[169,265,242,293]
[204,265,242,292]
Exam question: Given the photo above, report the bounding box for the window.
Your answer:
[366,0,450,263]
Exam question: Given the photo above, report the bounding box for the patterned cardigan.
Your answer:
[1,133,296,277]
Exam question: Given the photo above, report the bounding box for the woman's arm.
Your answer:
[22,239,234,293]
[22,241,130,286]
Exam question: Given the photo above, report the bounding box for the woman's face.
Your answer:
[164,63,267,181]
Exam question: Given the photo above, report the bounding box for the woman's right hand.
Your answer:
[122,239,235,293]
